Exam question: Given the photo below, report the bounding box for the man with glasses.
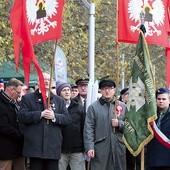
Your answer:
[84,79,126,170]
[18,72,72,170]
[0,78,25,170]
[74,77,89,107]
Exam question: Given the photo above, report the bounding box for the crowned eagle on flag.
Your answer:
[10,0,64,105]
[118,0,170,47]
[26,0,64,45]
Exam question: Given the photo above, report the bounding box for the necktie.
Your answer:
[157,113,163,129]
[84,99,86,111]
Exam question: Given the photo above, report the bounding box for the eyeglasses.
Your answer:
[13,88,22,95]
[52,87,56,89]
[101,87,114,91]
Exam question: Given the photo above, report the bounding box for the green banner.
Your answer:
[123,31,157,156]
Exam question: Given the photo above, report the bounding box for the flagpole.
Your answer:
[113,0,120,133]
[141,147,144,170]
[47,39,59,124]
[139,11,146,169]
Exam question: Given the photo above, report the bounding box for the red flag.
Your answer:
[165,48,170,89]
[118,0,170,47]
[10,0,64,105]
[165,2,170,88]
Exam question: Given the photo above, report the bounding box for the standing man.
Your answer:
[147,88,170,170]
[74,77,89,106]
[84,79,126,170]
[56,82,85,170]
[0,78,25,170]
[70,83,79,99]
[119,87,129,104]
[18,72,72,170]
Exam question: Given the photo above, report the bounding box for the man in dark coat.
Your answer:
[147,88,170,170]
[0,78,25,170]
[74,77,89,107]
[18,72,72,170]
[56,82,85,170]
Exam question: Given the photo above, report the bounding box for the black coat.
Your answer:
[0,91,23,160]
[18,89,72,160]
[61,99,85,153]
[147,107,170,167]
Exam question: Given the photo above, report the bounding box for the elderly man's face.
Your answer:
[38,72,51,91]
[101,86,116,100]
[78,84,88,96]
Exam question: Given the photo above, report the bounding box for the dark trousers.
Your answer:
[30,157,58,170]
[150,167,170,170]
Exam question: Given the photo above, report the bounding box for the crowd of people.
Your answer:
[0,73,170,170]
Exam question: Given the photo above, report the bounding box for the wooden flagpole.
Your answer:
[113,0,120,133]
[141,147,144,170]
[47,39,59,124]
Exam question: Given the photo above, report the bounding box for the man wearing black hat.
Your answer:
[70,83,79,99]
[119,87,129,104]
[84,79,126,170]
[74,77,89,108]
[147,88,170,170]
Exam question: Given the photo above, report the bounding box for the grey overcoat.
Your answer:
[84,97,126,170]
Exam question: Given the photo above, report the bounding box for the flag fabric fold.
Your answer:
[10,0,64,105]
[123,31,157,156]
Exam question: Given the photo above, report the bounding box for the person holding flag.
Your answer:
[147,88,170,170]
[84,79,126,170]
[18,72,72,170]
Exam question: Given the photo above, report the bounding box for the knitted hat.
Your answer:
[56,82,71,96]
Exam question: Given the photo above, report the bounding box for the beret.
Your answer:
[156,88,170,96]
[75,77,89,85]
[99,79,116,89]
[120,88,129,95]
[56,82,71,96]
[70,83,78,88]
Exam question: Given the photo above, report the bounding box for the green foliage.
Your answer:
[0,0,14,65]
[1,0,166,88]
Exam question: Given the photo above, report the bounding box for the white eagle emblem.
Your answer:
[128,0,165,37]
[26,0,59,36]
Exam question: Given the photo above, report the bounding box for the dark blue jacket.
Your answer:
[18,89,72,160]
[61,99,85,153]
[147,106,170,167]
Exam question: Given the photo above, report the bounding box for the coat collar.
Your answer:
[99,96,115,105]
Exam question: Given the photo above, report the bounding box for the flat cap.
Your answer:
[156,88,170,97]
[120,87,129,95]
[75,77,89,85]
[99,79,116,89]
[70,83,78,88]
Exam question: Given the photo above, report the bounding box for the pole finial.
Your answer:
[140,10,146,34]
